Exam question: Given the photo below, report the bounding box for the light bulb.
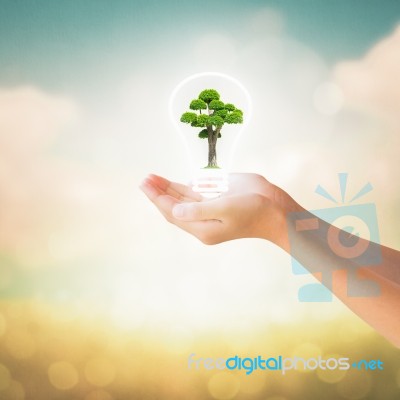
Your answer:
[169,72,252,198]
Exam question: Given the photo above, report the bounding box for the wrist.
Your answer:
[259,186,303,252]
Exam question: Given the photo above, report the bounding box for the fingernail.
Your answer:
[140,180,156,196]
[141,177,151,185]
[139,180,147,191]
[173,204,185,218]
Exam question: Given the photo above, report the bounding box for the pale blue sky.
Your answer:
[0,0,399,92]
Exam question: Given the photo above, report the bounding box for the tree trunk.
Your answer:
[207,129,218,168]
[208,139,217,168]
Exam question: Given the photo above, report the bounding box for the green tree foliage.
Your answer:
[214,109,228,118]
[198,129,208,139]
[225,110,243,124]
[208,100,225,110]
[190,99,207,111]
[180,89,243,168]
[180,112,197,124]
[198,89,220,104]
[224,103,235,111]
[196,114,210,127]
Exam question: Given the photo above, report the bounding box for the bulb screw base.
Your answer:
[192,169,229,199]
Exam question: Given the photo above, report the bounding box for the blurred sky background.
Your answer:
[0,1,400,399]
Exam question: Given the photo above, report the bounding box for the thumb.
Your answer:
[172,199,225,221]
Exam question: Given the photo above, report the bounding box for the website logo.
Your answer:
[188,353,384,375]
[287,173,381,302]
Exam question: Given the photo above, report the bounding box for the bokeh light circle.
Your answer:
[5,330,36,359]
[85,389,113,400]
[317,354,348,383]
[336,369,372,399]
[291,342,322,373]
[48,361,79,390]
[208,372,240,400]
[0,363,11,390]
[2,380,25,400]
[0,312,7,337]
[239,372,266,394]
[84,357,116,387]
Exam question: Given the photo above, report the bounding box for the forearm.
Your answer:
[333,267,400,347]
[270,199,400,347]
[141,172,400,346]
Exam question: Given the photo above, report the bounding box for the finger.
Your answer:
[140,178,178,221]
[141,178,224,241]
[178,219,225,244]
[140,178,166,201]
[172,198,227,221]
[148,174,202,202]
[140,180,222,242]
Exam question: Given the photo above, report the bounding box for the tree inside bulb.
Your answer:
[169,72,251,198]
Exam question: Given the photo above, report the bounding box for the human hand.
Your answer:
[140,174,400,348]
[139,173,300,249]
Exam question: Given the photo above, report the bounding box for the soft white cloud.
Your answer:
[333,27,400,246]
[335,25,400,126]
[193,34,237,69]
[0,88,76,262]
[0,87,115,269]
[313,82,344,115]
[248,7,284,36]
[0,86,78,158]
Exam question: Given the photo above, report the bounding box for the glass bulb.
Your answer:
[169,72,252,198]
